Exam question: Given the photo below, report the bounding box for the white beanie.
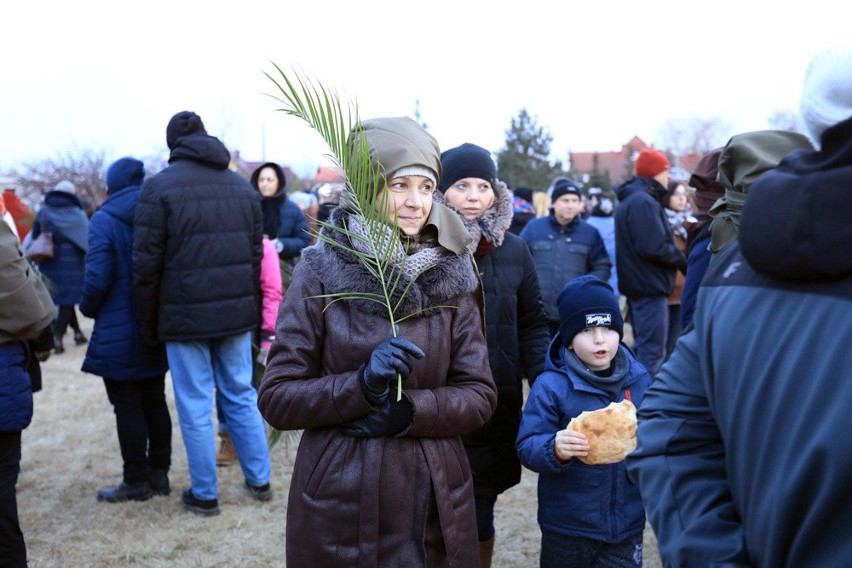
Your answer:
[392,166,437,186]
[53,180,76,194]
[800,47,852,146]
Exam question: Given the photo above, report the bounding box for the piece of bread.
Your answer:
[567,399,637,465]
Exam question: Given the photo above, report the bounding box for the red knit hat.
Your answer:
[635,149,670,178]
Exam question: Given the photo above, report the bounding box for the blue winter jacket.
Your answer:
[0,342,33,432]
[626,117,852,567]
[520,215,611,321]
[517,336,650,543]
[585,214,619,296]
[80,174,168,380]
[680,230,711,330]
[31,191,89,305]
[275,199,311,262]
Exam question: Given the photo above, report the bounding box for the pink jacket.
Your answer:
[260,237,283,337]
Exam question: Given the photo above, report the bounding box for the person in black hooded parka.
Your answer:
[249,162,311,289]
[133,111,272,516]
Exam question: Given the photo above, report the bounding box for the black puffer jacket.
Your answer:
[132,134,263,342]
[438,183,550,497]
[614,176,687,298]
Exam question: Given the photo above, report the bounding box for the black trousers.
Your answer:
[0,431,26,568]
[102,375,172,483]
[53,305,82,337]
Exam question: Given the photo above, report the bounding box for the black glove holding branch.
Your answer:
[342,396,414,438]
[359,336,424,407]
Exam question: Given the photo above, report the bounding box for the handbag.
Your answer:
[27,216,54,264]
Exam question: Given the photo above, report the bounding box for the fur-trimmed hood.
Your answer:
[300,207,479,318]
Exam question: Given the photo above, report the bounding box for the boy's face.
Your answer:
[569,326,620,371]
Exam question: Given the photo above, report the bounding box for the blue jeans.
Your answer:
[627,296,668,377]
[166,332,270,500]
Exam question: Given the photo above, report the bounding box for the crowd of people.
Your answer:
[2,45,851,567]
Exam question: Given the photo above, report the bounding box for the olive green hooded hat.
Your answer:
[709,130,814,253]
[344,116,471,254]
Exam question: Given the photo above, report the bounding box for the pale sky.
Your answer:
[3,0,847,178]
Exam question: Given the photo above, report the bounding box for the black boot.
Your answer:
[150,469,170,496]
[53,333,65,355]
[181,488,220,516]
[73,330,88,345]
[97,481,153,503]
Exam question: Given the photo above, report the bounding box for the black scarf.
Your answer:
[260,194,286,238]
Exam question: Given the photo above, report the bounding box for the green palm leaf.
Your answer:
[265,64,421,401]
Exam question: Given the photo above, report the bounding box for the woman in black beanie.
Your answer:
[437,142,549,567]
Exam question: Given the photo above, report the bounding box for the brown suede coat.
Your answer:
[258,206,497,567]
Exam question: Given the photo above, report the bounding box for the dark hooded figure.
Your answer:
[133,111,272,517]
[80,156,172,504]
[29,180,90,352]
[249,162,311,263]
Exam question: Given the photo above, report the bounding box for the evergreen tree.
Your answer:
[496,108,567,191]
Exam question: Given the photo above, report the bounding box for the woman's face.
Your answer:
[257,167,280,197]
[377,175,435,236]
[667,183,688,212]
[442,177,495,219]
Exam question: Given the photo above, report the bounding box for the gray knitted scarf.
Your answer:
[346,214,442,282]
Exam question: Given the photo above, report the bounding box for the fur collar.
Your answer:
[434,180,513,253]
[300,207,479,318]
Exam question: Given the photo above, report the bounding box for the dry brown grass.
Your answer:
[20,317,661,567]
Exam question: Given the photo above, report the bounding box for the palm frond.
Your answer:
[266,64,429,400]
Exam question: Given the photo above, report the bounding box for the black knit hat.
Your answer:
[557,275,623,346]
[166,111,207,150]
[549,178,582,202]
[438,143,496,193]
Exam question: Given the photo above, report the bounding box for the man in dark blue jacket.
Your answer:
[520,178,610,336]
[133,111,272,516]
[614,150,686,376]
[626,47,852,566]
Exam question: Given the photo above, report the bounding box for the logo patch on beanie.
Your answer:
[585,313,612,328]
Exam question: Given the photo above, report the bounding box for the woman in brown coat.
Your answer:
[258,116,498,567]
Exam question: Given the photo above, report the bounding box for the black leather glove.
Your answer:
[360,337,424,406]
[342,397,414,438]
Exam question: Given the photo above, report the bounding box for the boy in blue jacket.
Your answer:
[517,275,651,567]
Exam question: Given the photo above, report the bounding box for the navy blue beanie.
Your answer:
[106,157,145,194]
[438,143,496,193]
[549,178,582,203]
[166,111,207,150]
[557,275,623,346]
